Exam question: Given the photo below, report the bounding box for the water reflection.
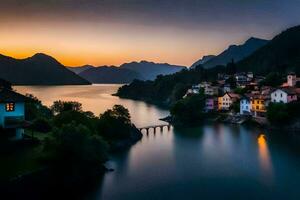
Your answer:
[13,85,300,199]
[257,134,273,182]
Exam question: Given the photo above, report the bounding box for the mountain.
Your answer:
[202,37,269,68]
[191,55,215,68]
[0,53,90,85]
[120,61,186,80]
[67,65,94,74]
[79,66,141,84]
[238,25,300,75]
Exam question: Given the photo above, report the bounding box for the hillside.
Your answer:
[79,66,141,84]
[0,53,90,85]
[202,37,269,68]
[67,65,94,74]
[190,55,215,68]
[120,61,186,80]
[238,25,300,75]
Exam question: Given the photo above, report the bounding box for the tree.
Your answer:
[0,78,12,90]
[226,60,237,75]
[260,72,284,87]
[225,76,237,89]
[170,83,189,102]
[51,101,82,114]
[53,110,97,133]
[30,118,52,133]
[97,105,132,140]
[25,94,52,121]
[170,94,206,125]
[267,103,290,125]
[44,122,108,169]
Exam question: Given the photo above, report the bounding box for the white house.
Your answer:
[223,84,231,93]
[271,88,298,104]
[0,88,28,140]
[204,85,219,96]
[240,97,251,115]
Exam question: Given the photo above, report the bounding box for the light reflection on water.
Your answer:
[258,134,273,183]
[14,85,300,200]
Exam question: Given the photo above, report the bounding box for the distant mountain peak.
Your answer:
[199,37,269,68]
[0,53,90,85]
[29,53,61,65]
[190,55,215,68]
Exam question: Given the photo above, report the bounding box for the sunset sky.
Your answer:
[1,0,300,67]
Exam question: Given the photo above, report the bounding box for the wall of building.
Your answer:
[0,102,25,127]
[271,90,288,103]
[240,99,251,114]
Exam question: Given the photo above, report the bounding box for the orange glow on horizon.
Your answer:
[0,19,240,67]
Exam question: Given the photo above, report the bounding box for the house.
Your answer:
[250,95,269,117]
[218,92,240,111]
[271,88,298,104]
[0,88,28,140]
[240,96,251,115]
[223,84,231,93]
[205,97,218,112]
[235,73,248,87]
[247,72,254,81]
[184,84,201,97]
[204,85,219,96]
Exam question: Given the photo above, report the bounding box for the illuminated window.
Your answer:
[6,103,15,112]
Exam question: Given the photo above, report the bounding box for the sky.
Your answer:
[0,0,300,67]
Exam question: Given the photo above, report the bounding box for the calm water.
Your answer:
[16,85,300,200]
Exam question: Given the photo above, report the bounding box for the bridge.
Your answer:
[138,124,171,134]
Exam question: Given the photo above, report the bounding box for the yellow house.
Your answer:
[218,92,240,111]
[250,95,269,116]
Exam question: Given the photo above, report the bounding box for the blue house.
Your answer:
[240,96,251,115]
[0,88,28,140]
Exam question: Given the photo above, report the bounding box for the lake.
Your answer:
[16,85,300,200]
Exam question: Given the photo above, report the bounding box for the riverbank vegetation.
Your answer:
[170,94,206,125]
[267,101,300,128]
[1,97,142,191]
[116,66,230,106]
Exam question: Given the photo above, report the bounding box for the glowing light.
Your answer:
[257,134,273,183]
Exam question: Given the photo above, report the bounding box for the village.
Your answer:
[184,72,300,125]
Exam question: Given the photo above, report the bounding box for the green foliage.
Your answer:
[117,66,227,105]
[267,102,300,125]
[51,100,83,114]
[53,110,97,133]
[225,76,237,89]
[226,60,237,75]
[267,103,289,124]
[170,94,206,125]
[234,87,248,95]
[44,122,108,167]
[237,26,300,75]
[230,101,240,113]
[260,72,284,87]
[171,83,189,102]
[97,105,132,140]
[30,118,52,133]
[25,94,52,121]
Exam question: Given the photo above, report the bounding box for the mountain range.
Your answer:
[192,37,269,69]
[0,53,90,85]
[78,66,140,84]
[70,61,186,84]
[238,25,300,74]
